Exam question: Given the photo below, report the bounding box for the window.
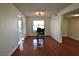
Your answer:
[33,20,44,32]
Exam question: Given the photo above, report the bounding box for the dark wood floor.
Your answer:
[11,36,79,56]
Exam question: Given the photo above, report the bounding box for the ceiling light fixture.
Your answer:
[35,11,45,16]
[72,14,79,17]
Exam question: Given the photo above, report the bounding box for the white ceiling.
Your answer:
[64,8,79,18]
[14,3,72,17]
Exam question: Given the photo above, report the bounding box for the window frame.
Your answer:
[33,20,44,32]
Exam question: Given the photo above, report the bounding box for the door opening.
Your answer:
[17,15,24,44]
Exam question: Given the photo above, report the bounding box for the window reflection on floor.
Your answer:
[18,38,24,51]
[33,39,44,49]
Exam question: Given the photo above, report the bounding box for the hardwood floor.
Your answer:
[11,36,79,56]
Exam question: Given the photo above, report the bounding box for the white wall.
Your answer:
[0,4,27,56]
[50,3,79,43]
[62,17,79,41]
[27,16,50,36]
[68,17,79,41]
[50,15,62,43]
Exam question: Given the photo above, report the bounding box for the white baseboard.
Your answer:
[69,36,79,42]
[9,44,19,56]
[9,36,26,56]
[50,35,62,43]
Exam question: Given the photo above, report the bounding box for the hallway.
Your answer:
[12,36,79,56]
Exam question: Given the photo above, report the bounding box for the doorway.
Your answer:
[17,15,23,43]
[62,8,79,41]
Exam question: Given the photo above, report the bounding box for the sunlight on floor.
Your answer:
[33,39,44,49]
[18,38,24,51]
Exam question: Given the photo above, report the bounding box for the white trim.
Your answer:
[9,37,25,56]
[69,36,79,42]
[9,44,19,56]
[50,35,62,43]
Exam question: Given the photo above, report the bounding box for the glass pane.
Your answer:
[33,26,39,31]
[33,20,44,32]
[38,20,44,25]
[38,25,44,29]
[33,21,39,25]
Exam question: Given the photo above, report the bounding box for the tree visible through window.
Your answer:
[33,20,44,32]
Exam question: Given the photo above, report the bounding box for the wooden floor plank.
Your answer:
[11,36,79,56]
